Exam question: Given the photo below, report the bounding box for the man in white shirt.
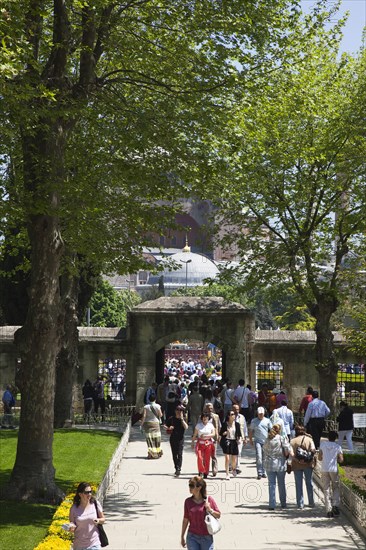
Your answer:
[233,403,248,474]
[232,379,251,422]
[318,430,343,518]
[304,391,330,449]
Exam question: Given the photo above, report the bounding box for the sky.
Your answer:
[302,0,366,53]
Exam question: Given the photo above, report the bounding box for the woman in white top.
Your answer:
[191,413,215,478]
[141,393,163,459]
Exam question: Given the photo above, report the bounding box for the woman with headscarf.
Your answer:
[140,393,163,459]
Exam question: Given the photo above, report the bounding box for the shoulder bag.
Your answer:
[205,511,221,535]
[150,405,162,424]
[94,501,109,547]
[295,436,314,463]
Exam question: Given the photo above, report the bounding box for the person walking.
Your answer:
[82,379,95,420]
[69,482,106,550]
[191,413,215,479]
[188,386,204,432]
[290,424,316,509]
[337,401,354,451]
[232,379,251,422]
[232,403,248,474]
[219,410,241,480]
[203,403,221,477]
[221,381,234,418]
[249,407,272,479]
[275,400,294,441]
[165,404,188,477]
[304,391,330,449]
[299,386,313,415]
[140,393,163,459]
[318,430,343,518]
[181,476,221,550]
[1,385,16,429]
[263,424,292,510]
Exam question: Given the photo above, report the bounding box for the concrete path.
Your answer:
[102,425,365,550]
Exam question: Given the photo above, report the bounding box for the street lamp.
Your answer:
[180,259,192,289]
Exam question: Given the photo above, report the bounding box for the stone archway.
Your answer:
[124,296,255,404]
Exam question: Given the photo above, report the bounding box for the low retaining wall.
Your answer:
[96,420,132,503]
[313,465,366,540]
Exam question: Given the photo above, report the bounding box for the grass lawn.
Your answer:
[0,428,121,550]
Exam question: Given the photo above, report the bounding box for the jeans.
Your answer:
[267,470,286,509]
[293,467,314,507]
[187,531,214,550]
[254,441,265,476]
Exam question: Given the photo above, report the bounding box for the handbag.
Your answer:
[94,501,109,547]
[295,436,314,463]
[205,512,221,535]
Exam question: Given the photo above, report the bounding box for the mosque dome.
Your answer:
[147,246,219,289]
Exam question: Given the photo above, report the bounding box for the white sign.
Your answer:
[353,413,366,428]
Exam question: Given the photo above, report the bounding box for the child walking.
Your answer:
[318,430,343,518]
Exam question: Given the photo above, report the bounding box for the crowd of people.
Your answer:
[139,369,353,549]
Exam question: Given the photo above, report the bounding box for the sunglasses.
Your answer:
[83,490,92,494]
[189,483,200,488]
[229,412,235,415]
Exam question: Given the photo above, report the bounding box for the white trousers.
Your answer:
[322,472,340,512]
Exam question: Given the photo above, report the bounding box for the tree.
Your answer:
[88,280,141,327]
[1,0,305,502]
[209,41,366,409]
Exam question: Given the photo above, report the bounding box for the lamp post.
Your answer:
[180,259,192,289]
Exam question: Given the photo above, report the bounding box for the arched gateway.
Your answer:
[124,296,255,405]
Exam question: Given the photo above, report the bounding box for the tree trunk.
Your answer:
[54,269,79,428]
[312,295,339,413]
[10,215,64,502]
[3,125,66,503]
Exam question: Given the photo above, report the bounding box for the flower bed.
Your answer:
[34,483,98,550]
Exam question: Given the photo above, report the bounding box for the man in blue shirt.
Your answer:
[304,391,330,449]
[249,407,272,479]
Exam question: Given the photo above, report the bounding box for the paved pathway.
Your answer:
[102,426,365,550]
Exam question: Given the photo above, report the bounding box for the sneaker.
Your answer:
[174,470,180,477]
[232,470,237,477]
[212,472,217,477]
[326,511,334,518]
[226,475,230,480]
[257,475,262,480]
[262,474,267,479]
[203,474,208,479]
[332,506,340,516]
[269,507,275,511]
[236,468,242,474]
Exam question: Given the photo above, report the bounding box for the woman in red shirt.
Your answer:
[181,476,221,550]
